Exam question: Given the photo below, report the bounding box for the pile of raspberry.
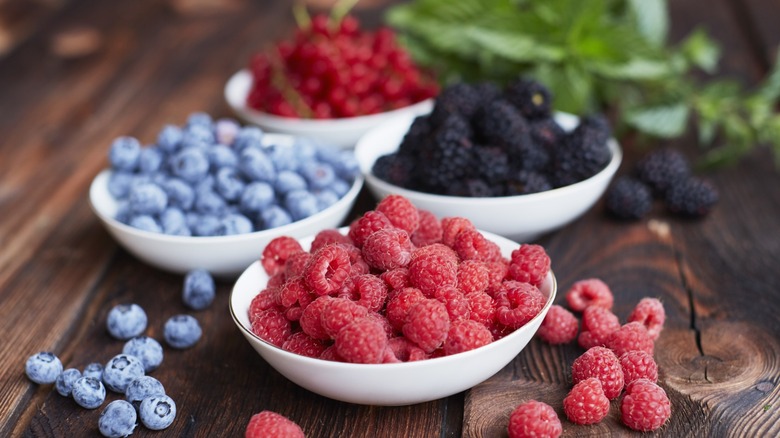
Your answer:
[247,194,552,364]
[507,279,671,437]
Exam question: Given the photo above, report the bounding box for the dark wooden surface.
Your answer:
[1,0,779,436]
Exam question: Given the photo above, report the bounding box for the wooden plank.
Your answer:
[733,0,780,69]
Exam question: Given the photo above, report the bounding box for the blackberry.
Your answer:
[398,115,432,155]
[605,176,653,220]
[664,177,718,217]
[472,146,510,185]
[372,154,417,188]
[504,170,553,195]
[550,116,612,187]
[430,82,482,125]
[445,179,494,197]
[472,81,502,109]
[504,77,553,119]
[418,134,474,193]
[432,113,473,145]
[511,139,550,172]
[530,118,566,150]
[473,100,532,154]
[635,148,691,196]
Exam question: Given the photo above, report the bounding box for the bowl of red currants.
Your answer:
[225,14,437,149]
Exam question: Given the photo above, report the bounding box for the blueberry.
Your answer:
[194,190,228,216]
[99,400,137,438]
[215,167,246,201]
[233,126,263,153]
[239,182,274,214]
[240,146,277,182]
[83,362,104,380]
[109,137,141,171]
[293,139,318,162]
[123,336,164,372]
[333,150,360,180]
[139,395,176,430]
[182,123,215,148]
[138,147,164,174]
[55,368,82,397]
[284,189,320,221]
[128,215,162,233]
[103,354,145,393]
[25,352,63,384]
[194,174,216,194]
[170,148,209,184]
[186,111,213,127]
[267,144,299,171]
[72,376,106,409]
[274,170,307,195]
[108,171,135,199]
[162,178,195,211]
[106,304,148,340]
[183,269,215,310]
[260,205,293,229]
[215,118,240,146]
[300,162,336,190]
[215,213,253,236]
[207,144,238,169]
[160,207,191,236]
[163,315,202,349]
[314,189,340,210]
[128,182,168,216]
[330,178,351,198]
[157,124,183,153]
[125,376,165,408]
[189,214,221,237]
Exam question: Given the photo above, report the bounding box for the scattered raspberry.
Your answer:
[536,305,578,345]
[627,297,665,340]
[261,236,304,276]
[465,291,494,325]
[320,297,369,338]
[352,273,388,312]
[443,320,492,355]
[303,244,351,295]
[507,244,550,286]
[386,287,426,332]
[565,278,613,312]
[408,251,458,297]
[376,194,419,234]
[361,228,413,271]
[281,332,327,358]
[571,346,625,399]
[245,410,304,438]
[619,351,658,385]
[348,210,393,247]
[484,260,509,286]
[410,209,442,247]
[380,267,409,291]
[310,228,352,253]
[284,251,311,278]
[620,379,671,431]
[434,285,470,323]
[507,400,562,438]
[402,298,451,353]
[563,377,610,425]
[335,318,388,364]
[298,296,333,340]
[495,281,545,329]
[606,322,655,357]
[457,260,490,294]
[577,306,620,350]
[250,308,292,347]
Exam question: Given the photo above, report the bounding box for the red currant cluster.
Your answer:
[246,14,438,119]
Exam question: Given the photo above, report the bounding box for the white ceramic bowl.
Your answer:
[225,69,434,149]
[88,137,364,278]
[230,229,556,406]
[354,113,622,242]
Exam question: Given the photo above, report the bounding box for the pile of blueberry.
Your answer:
[24,269,214,437]
[107,112,360,236]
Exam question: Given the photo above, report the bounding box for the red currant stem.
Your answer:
[329,0,358,29]
[268,49,313,118]
[292,2,311,30]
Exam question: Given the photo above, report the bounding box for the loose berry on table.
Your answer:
[106,303,148,341]
[507,400,562,438]
[122,336,164,372]
[102,353,145,394]
[571,346,625,400]
[245,410,304,438]
[125,375,166,408]
[55,368,82,397]
[72,376,107,409]
[139,394,177,430]
[620,379,671,431]
[24,351,63,385]
[163,314,202,349]
[565,278,613,312]
[98,400,137,438]
[182,269,216,310]
[563,377,610,425]
[536,304,578,345]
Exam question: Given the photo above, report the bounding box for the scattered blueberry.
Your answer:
[55,368,82,397]
[125,376,165,408]
[139,395,177,430]
[163,315,202,349]
[103,354,145,393]
[123,336,164,372]
[285,190,320,221]
[183,269,215,310]
[109,137,141,171]
[72,376,106,409]
[106,304,148,340]
[128,182,168,216]
[99,400,138,438]
[25,352,63,384]
[83,362,104,380]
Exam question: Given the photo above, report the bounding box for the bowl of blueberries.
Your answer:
[89,112,364,278]
[354,79,622,242]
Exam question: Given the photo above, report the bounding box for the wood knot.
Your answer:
[50,27,102,58]
[755,381,774,393]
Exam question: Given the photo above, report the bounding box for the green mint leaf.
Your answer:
[625,103,690,137]
[465,28,565,63]
[680,28,721,73]
[627,0,669,47]
[590,58,671,80]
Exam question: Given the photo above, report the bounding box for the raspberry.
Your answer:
[565,278,613,312]
[507,244,551,286]
[365,311,394,338]
[361,228,413,271]
[380,267,409,291]
[376,194,419,234]
[443,320,492,355]
[299,296,333,340]
[386,287,426,332]
[495,281,545,329]
[607,322,655,357]
[563,377,610,425]
[248,289,277,324]
[319,345,345,362]
[434,285,471,323]
[261,236,304,276]
[335,318,388,364]
[281,332,327,358]
[303,244,351,295]
[452,228,502,262]
[408,251,458,297]
[627,297,665,340]
[339,243,370,276]
[410,209,442,247]
[577,306,620,349]
[319,297,369,338]
[507,400,562,438]
[457,260,490,294]
[410,243,459,265]
[440,217,476,247]
[250,308,291,347]
[352,274,388,313]
[348,210,393,247]
[284,252,311,278]
[484,260,509,286]
[620,379,671,431]
[466,291,495,325]
[386,337,428,362]
[245,411,304,438]
[571,346,625,399]
[284,306,304,322]
[310,228,352,253]
[536,305,578,345]
[402,298,451,353]
[279,277,308,308]
[620,351,659,385]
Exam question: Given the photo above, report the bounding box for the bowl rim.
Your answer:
[229,231,558,370]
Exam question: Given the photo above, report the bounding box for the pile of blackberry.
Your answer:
[605,148,719,219]
[372,78,612,197]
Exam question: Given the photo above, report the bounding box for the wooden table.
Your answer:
[2,0,779,436]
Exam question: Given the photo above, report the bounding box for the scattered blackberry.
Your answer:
[504,171,552,195]
[550,116,612,187]
[605,176,653,220]
[504,77,553,119]
[472,146,510,185]
[664,177,719,217]
[635,147,691,196]
[530,118,566,150]
[372,154,416,188]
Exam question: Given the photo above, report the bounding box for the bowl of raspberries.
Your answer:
[229,194,557,405]
[354,78,622,242]
[224,13,438,149]
[89,112,363,278]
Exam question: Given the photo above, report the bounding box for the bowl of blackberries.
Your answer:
[225,13,437,149]
[354,78,622,242]
[89,112,363,278]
